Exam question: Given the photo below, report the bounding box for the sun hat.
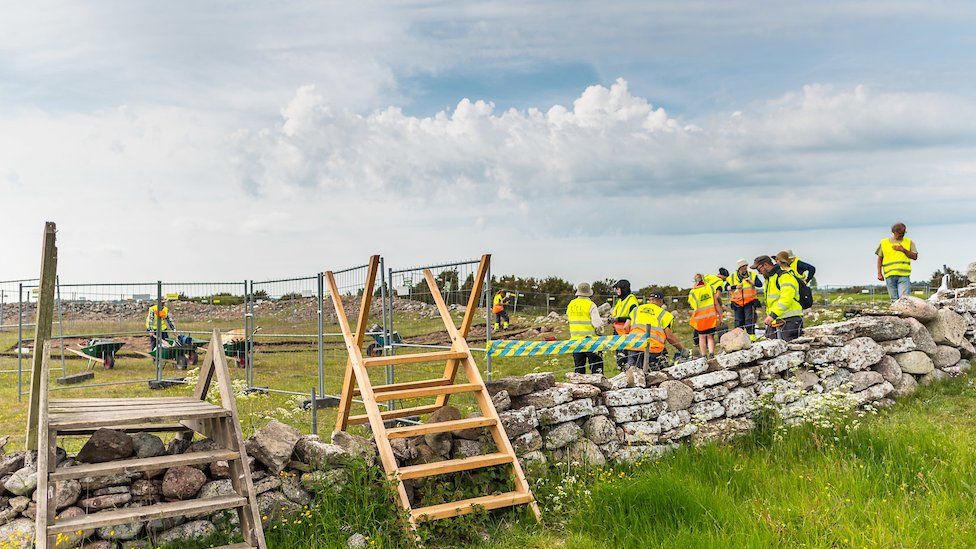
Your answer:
[575,282,594,297]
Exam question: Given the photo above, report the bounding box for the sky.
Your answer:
[2,1,975,288]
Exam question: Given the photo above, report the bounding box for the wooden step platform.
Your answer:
[386,416,497,439]
[49,495,246,534]
[412,491,535,522]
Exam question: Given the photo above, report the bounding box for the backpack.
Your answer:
[792,272,814,309]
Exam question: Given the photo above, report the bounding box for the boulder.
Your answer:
[0,453,25,477]
[162,466,206,500]
[872,355,903,385]
[663,357,709,379]
[720,328,752,351]
[543,422,582,450]
[849,316,910,341]
[97,518,143,540]
[615,445,673,463]
[53,507,89,546]
[43,479,81,510]
[693,385,730,402]
[689,400,725,421]
[79,492,131,511]
[130,433,165,459]
[607,401,667,423]
[850,371,884,392]
[77,429,134,464]
[293,436,350,469]
[621,421,661,444]
[661,380,695,411]
[658,410,691,431]
[602,387,666,407]
[348,533,368,549]
[851,381,894,405]
[880,337,916,354]
[757,351,804,378]
[563,438,606,467]
[0,518,34,549]
[582,415,617,445]
[715,347,763,369]
[158,520,217,544]
[498,406,539,437]
[890,371,918,397]
[894,351,935,375]
[559,382,602,399]
[926,309,967,346]
[920,369,950,386]
[3,468,36,497]
[491,390,512,412]
[844,337,885,371]
[512,387,573,409]
[246,421,302,474]
[452,439,486,459]
[738,366,760,386]
[822,369,853,391]
[330,431,377,464]
[904,318,938,356]
[537,399,598,426]
[684,370,738,390]
[280,476,312,506]
[723,387,758,417]
[793,369,820,390]
[806,346,848,365]
[258,491,302,526]
[565,372,611,390]
[487,373,553,396]
[890,296,938,321]
[933,345,962,369]
[959,337,976,359]
[754,339,789,358]
[511,430,543,454]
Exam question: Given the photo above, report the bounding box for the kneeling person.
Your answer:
[627,291,686,371]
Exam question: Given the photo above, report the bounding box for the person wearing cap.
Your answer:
[492,289,512,331]
[876,222,918,300]
[610,279,640,370]
[777,249,816,283]
[728,259,763,337]
[626,291,687,371]
[146,298,176,350]
[752,255,803,341]
[567,282,605,374]
[688,273,723,357]
[704,268,729,296]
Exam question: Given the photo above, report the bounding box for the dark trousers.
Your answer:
[573,352,604,374]
[615,350,640,371]
[149,331,169,350]
[494,310,510,326]
[639,351,666,372]
[770,317,803,342]
[732,302,758,335]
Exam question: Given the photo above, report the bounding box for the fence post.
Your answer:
[485,261,493,381]
[0,289,4,333]
[246,280,254,390]
[56,276,66,375]
[155,280,162,381]
[380,257,394,389]
[317,272,325,396]
[310,387,318,436]
[387,266,395,353]
[243,280,250,389]
[17,284,22,402]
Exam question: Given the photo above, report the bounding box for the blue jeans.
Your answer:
[885,276,911,300]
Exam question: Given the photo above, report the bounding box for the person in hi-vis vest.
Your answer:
[146,299,176,350]
[492,290,512,330]
[876,222,918,300]
[688,273,723,358]
[566,282,605,374]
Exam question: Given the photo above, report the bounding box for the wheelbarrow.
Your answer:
[66,339,126,370]
[365,325,401,357]
[138,335,207,370]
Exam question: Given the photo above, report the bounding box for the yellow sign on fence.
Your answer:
[165,293,180,300]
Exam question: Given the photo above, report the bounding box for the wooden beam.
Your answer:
[398,452,513,480]
[334,255,380,432]
[434,254,489,408]
[412,491,534,522]
[354,377,451,397]
[346,404,444,426]
[386,417,496,439]
[27,222,58,450]
[378,383,481,401]
[362,350,468,368]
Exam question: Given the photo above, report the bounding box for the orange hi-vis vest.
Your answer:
[688,284,718,331]
[729,270,759,306]
[625,303,673,353]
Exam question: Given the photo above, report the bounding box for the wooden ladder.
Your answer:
[328,254,541,529]
[33,332,267,549]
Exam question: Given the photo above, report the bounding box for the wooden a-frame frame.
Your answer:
[328,254,541,528]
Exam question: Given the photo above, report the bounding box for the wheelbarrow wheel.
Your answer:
[176,354,188,370]
[236,355,246,368]
[103,352,115,370]
[366,343,382,357]
[189,350,199,366]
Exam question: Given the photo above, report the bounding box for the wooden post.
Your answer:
[334,255,380,431]
[27,222,58,450]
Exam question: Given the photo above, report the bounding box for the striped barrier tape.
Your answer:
[487,334,651,357]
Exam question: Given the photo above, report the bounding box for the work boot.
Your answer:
[493,323,500,330]
[502,322,509,329]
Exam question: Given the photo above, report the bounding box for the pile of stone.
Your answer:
[483,295,974,467]
[0,421,375,548]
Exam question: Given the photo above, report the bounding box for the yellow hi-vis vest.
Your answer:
[728,270,759,306]
[703,274,725,295]
[146,304,170,331]
[610,293,639,334]
[766,270,803,320]
[492,292,508,313]
[879,237,913,278]
[788,257,809,282]
[688,285,718,331]
[567,297,596,339]
[626,303,673,352]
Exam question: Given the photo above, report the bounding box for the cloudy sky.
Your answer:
[2,1,975,288]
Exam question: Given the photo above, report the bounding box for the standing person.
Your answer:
[626,291,687,371]
[778,249,816,283]
[688,274,722,357]
[752,255,804,341]
[567,282,605,374]
[876,222,918,300]
[704,268,730,296]
[610,279,640,370]
[145,298,176,350]
[728,259,762,337]
[492,290,512,331]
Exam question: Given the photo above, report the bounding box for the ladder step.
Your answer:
[49,407,231,430]
[387,417,497,439]
[48,495,245,534]
[412,491,534,522]
[50,449,240,482]
[353,377,451,397]
[363,350,469,368]
[56,423,193,436]
[347,404,444,426]
[398,452,514,480]
[380,383,482,401]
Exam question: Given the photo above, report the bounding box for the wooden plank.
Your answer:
[49,407,231,429]
[51,397,198,404]
[334,255,380,432]
[34,343,53,549]
[379,383,481,401]
[435,254,488,408]
[49,401,217,412]
[353,377,451,397]
[362,350,469,368]
[56,423,191,436]
[346,404,444,426]
[65,347,104,364]
[49,495,245,534]
[412,491,534,522]
[50,449,238,481]
[386,417,496,439]
[398,452,513,480]
[27,222,58,451]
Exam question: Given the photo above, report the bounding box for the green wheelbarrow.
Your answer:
[66,339,126,370]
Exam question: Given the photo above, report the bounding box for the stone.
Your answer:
[689,400,725,421]
[959,337,976,359]
[850,371,884,392]
[348,533,368,549]
[491,390,512,412]
[3,468,36,496]
[544,422,582,450]
[511,430,543,454]
[525,372,557,391]
[880,337,917,354]
[158,520,216,543]
[822,369,853,391]
[487,375,539,397]
[615,445,673,463]
[754,339,789,358]
[537,399,598,426]
[890,371,918,397]
[82,542,116,549]
[894,351,935,375]
[625,366,647,388]
[246,420,302,474]
[97,518,143,540]
[198,479,234,499]
[565,372,611,390]
[498,406,539,437]
[926,309,967,346]
[756,378,803,404]
[0,518,34,549]
[890,295,939,321]
[872,355,903,385]
[161,466,206,500]
[166,436,192,456]
[301,469,348,493]
[46,479,81,510]
[145,515,185,534]
[512,387,573,409]
[715,347,763,370]
[904,318,938,355]
[519,451,548,467]
[130,433,165,459]
[720,327,752,351]
[452,439,486,459]
[607,401,667,423]
[602,387,666,407]
[658,410,691,431]
[806,346,849,365]
[684,370,738,390]
[93,485,132,497]
[693,385,730,402]
[54,507,90,546]
[661,380,695,411]
[851,381,894,404]
[664,357,709,379]
[662,423,699,441]
[844,337,886,371]
[621,421,662,443]
[78,473,137,491]
[933,345,962,369]
[723,387,758,417]
[968,262,976,283]
[563,438,606,467]
[850,316,910,341]
[0,454,25,477]
[77,429,134,464]
[451,413,486,440]
[920,369,950,386]
[758,351,805,378]
[738,366,760,386]
[294,436,351,469]
[330,431,377,464]
[8,496,29,513]
[645,370,669,385]
[281,476,312,506]
[254,476,282,495]
[559,382,602,399]
[793,369,820,390]
[583,415,617,445]
[257,491,301,525]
